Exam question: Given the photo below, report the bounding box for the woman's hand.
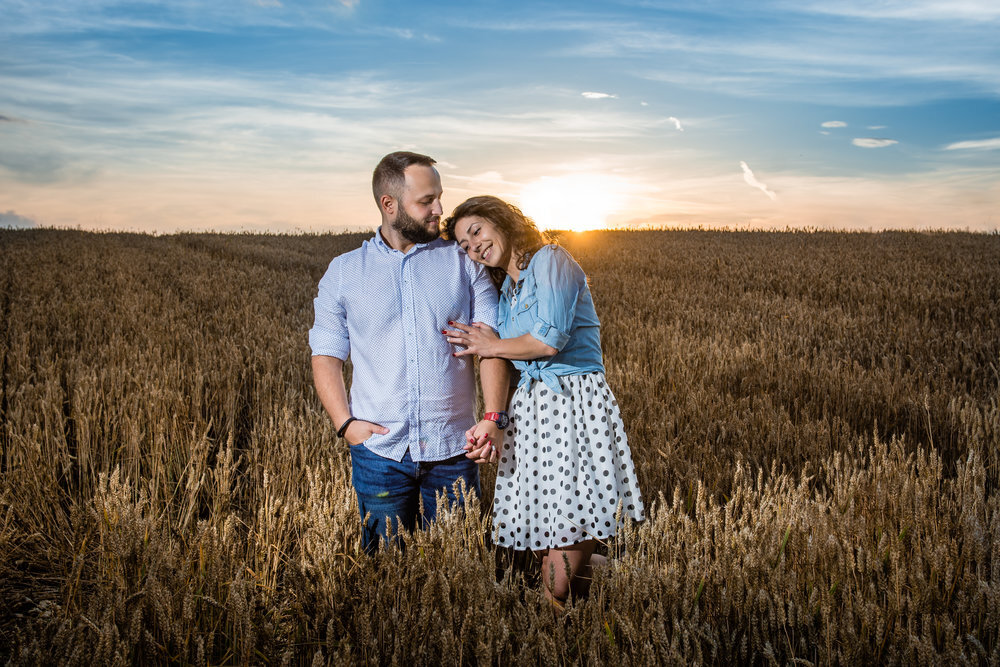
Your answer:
[463,420,502,464]
[443,321,500,358]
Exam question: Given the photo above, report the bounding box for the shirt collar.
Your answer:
[373,226,444,255]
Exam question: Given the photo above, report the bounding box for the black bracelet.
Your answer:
[337,417,357,438]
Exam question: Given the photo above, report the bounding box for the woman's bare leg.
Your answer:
[570,552,607,598]
[539,539,597,606]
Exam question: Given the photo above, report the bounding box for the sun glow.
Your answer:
[518,173,628,232]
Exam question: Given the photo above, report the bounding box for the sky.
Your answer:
[2,0,999,233]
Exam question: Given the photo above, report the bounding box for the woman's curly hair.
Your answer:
[443,195,553,289]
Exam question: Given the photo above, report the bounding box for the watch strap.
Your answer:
[483,411,509,428]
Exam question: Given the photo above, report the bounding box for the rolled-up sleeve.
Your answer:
[467,258,500,331]
[308,257,350,360]
[529,246,584,351]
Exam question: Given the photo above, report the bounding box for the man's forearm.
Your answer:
[479,357,510,413]
[311,355,351,427]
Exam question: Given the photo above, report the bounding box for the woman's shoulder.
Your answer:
[529,243,584,276]
[529,243,576,267]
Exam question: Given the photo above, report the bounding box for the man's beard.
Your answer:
[392,208,440,245]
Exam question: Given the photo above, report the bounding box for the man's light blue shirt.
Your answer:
[498,244,604,395]
[309,229,499,462]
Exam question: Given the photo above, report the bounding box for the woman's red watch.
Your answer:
[483,411,510,429]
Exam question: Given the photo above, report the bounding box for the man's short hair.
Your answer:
[372,151,437,203]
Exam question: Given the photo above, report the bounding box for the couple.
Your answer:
[309,151,643,605]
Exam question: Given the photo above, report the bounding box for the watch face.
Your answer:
[496,413,510,429]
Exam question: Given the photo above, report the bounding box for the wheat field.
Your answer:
[1,228,998,664]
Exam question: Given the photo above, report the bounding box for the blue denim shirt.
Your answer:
[498,244,604,395]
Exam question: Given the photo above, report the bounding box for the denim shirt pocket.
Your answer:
[510,296,539,336]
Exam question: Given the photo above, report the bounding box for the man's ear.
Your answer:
[379,194,396,218]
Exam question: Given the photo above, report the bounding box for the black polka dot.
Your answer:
[490,373,643,550]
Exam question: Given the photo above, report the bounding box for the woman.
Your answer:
[442,195,644,606]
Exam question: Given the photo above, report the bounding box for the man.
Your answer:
[309,151,509,554]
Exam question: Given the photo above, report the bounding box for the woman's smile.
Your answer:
[455,214,507,269]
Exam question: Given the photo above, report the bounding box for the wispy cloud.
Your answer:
[467,171,505,183]
[561,7,1000,105]
[2,1,997,233]
[788,0,1000,22]
[853,138,898,148]
[1,0,366,36]
[944,137,1000,151]
[740,161,777,200]
[620,165,999,231]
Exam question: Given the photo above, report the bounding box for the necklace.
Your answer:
[508,279,523,310]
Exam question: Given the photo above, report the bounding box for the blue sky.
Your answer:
[2,0,998,232]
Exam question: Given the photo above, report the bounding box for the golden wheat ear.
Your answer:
[2,229,997,663]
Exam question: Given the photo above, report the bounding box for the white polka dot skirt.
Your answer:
[492,372,645,550]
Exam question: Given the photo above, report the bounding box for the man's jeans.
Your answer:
[349,444,480,555]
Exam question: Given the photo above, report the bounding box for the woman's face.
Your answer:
[453,215,510,269]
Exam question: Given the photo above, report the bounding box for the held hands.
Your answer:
[341,417,500,463]
[443,321,500,358]
[342,420,389,446]
[464,419,502,464]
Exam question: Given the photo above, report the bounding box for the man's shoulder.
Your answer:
[422,237,462,255]
[327,235,378,265]
[420,238,476,266]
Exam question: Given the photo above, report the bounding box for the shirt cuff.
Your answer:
[308,328,350,360]
[530,320,570,351]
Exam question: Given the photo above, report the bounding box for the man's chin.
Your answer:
[400,228,440,245]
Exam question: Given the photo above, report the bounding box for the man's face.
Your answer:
[392,165,443,244]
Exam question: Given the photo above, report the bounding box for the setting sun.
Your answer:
[517,173,629,232]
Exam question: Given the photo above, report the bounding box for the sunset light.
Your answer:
[518,173,630,232]
[1,1,997,232]
[3,2,1000,662]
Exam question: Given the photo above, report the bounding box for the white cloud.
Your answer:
[740,161,777,200]
[619,166,1000,232]
[789,1,1000,22]
[822,120,847,128]
[470,170,504,182]
[581,91,618,99]
[561,8,1000,107]
[668,116,684,131]
[944,137,1000,151]
[868,125,886,129]
[640,101,649,106]
[852,138,898,148]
